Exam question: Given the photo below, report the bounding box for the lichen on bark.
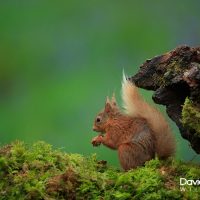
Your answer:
[182,97,200,137]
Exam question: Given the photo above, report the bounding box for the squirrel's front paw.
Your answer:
[91,136,103,146]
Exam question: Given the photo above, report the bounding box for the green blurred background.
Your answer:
[0,0,200,167]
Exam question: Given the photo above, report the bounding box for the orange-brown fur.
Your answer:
[92,103,156,170]
[92,75,175,171]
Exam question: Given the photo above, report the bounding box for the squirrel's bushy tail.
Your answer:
[122,74,175,158]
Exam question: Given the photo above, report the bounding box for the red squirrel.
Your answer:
[91,74,175,171]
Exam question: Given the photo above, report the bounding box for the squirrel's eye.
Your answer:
[96,117,101,123]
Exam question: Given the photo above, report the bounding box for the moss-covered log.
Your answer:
[0,141,200,199]
[131,46,200,154]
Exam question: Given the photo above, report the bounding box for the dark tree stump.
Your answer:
[131,46,200,154]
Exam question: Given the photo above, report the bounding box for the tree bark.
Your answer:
[131,46,200,154]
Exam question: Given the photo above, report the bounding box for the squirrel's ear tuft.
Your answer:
[105,102,112,113]
[106,96,111,104]
[111,93,117,106]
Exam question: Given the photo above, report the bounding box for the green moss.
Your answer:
[0,141,200,199]
[152,73,166,86]
[163,61,184,83]
[153,60,185,87]
[182,97,200,136]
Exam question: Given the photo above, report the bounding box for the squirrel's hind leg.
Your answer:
[118,143,154,171]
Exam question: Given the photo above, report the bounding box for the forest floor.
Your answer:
[0,141,200,200]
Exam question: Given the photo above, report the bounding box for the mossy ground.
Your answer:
[0,141,200,200]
